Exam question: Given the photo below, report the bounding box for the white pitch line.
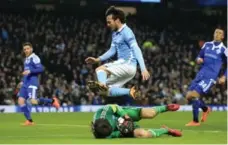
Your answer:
[36,123,223,133]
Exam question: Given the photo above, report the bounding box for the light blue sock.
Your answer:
[96,70,107,85]
[109,87,130,97]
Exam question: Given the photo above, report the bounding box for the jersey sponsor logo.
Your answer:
[205,53,218,59]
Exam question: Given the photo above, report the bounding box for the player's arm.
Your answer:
[30,56,44,74]
[125,31,146,72]
[98,42,116,62]
[219,48,227,84]
[125,30,150,80]
[109,104,128,117]
[196,43,206,64]
[85,40,116,64]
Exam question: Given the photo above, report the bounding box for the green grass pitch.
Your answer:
[0,111,227,144]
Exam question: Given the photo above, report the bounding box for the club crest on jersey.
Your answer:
[216,48,221,54]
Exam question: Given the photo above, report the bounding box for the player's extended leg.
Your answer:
[37,97,60,108]
[87,66,110,94]
[109,86,141,100]
[95,66,110,85]
[18,97,34,125]
[134,126,182,138]
[28,86,60,109]
[123,104,180,122]
[185,90,211,126]
[140,104,180,119]
[200,99,211,122]
[88,64,141,100]
[18,87,34,126]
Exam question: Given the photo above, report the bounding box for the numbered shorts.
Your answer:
[104,60,137,88]
[122,107,142,122]
[18,85,38,100]
[188,73,216,95]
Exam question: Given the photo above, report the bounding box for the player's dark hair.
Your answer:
[216,26,224,31]
[22,42,33,48]
[91,119,112,138]
[105,6,126,23]
[215,27,225,34]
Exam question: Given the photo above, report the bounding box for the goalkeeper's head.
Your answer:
[91,118,112,138]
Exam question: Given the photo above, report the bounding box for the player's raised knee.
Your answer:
[95,66,111,76]
[186,91,200,100]
[140,108,156,118]
[95,66,106,72]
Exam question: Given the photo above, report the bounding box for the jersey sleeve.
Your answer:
[99,36,117,61]
[125,30,146,72]
[223,47,227,77]
[109,104,127,117]
[30,55,44,74]
[106,131,122,138]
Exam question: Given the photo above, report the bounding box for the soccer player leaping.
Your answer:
[18,42,60,125]
[85,6,150,100]
[185,28,227,126]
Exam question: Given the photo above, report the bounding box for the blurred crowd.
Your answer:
[0,10,227,106]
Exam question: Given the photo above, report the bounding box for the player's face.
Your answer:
[213,29,224,42]
[23,45,33,57]
[106,15,118,31]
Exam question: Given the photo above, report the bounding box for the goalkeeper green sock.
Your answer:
[148,128,168,137]
[153,106,167,114]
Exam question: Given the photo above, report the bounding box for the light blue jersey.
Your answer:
[99,24,146,72]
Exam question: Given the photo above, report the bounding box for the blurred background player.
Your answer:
[91,104,181,138]
[185,28,227,126]
[18,42,60,125]
[85,6,150,100]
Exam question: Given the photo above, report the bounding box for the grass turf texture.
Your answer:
[0,112,227,144]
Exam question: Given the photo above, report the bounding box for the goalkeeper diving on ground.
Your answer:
[91,104,182,138]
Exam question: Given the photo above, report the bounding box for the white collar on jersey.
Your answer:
[211,41,224,48]
[117,23,126,32]
[26,53,35,59]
